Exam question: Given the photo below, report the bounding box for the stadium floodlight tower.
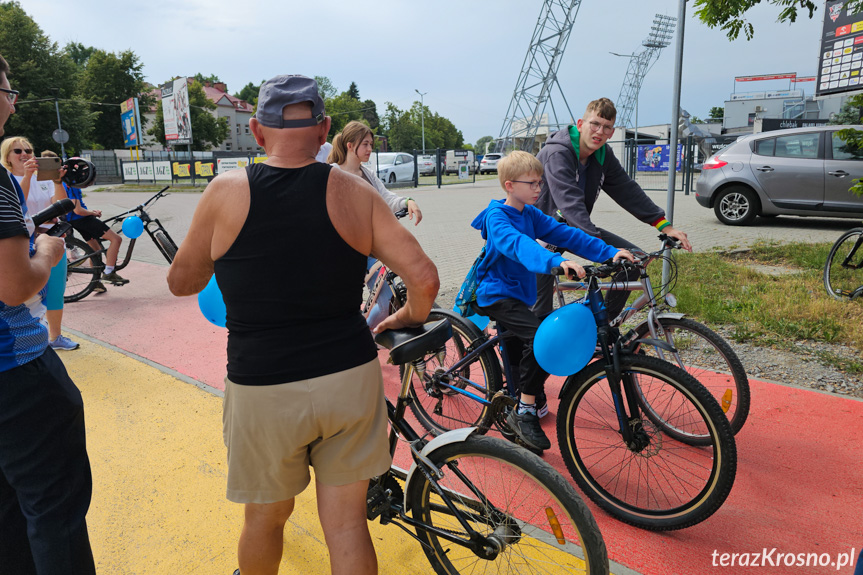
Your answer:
[613,14,676,143]
[496,0,583,154]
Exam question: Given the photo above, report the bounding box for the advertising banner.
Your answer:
[122,162,138,182]
[153,161,172,181]
[195,161,215,177]
[217,157,251,174]
[173,162,192,179]
[637,144,683,172]
[735,73,796,82]
[120,97,142,148]
[161,78,192,145]
[817,0,863,96]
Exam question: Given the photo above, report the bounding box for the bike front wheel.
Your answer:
[632,317,750,435]
[824,228,863,301]
[64,237,102,303]
[406,435,608,575]
[403,310,503,435]
[557,355,737,531]
[153,230,177,263]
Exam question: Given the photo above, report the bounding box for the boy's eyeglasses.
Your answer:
[511,180,542,190]
[587,121,615,135]
[12,148,33,155]
[0,88,18,105]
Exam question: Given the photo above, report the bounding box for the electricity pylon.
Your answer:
[496,0,583,153]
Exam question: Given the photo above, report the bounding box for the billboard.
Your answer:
[161,78,192,145]
[637,144,683,172]
[817,1,863,96]
[120,97,142,148]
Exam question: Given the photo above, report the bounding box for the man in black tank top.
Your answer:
[168,75,438,575]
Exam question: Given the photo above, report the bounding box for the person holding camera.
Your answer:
[1,138,79,351]
[0,53,97,575]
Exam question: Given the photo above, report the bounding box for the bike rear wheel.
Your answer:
[824,228,863,301]
[557,355,737,531]
[402,310,503,435]
[64,237,102,303]
[407,435,608,575]
[632,317,750,435]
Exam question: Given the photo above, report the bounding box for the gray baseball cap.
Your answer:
[255,75,326,129]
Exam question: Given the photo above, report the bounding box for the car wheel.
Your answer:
[714,186,760,226]
[388,173,396,184]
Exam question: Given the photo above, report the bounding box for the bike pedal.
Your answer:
[365,483,390,521]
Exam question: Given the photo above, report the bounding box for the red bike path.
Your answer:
[62,261,863,575]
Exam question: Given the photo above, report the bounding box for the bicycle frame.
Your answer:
[369,361,513,553]
[101,187,178,269]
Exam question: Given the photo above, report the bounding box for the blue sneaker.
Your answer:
[49,334,79,351]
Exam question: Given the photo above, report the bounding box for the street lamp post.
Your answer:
[415,89,427,154]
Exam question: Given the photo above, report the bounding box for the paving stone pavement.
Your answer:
[87,179,857,308]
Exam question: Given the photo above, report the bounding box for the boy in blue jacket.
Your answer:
[471,151,633,452]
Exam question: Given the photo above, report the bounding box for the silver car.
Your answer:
[366,152,416,184]
[695,125,863,225]
[479,153,503,175]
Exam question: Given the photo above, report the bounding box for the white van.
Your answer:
[445,150,476,175]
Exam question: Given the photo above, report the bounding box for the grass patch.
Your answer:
[665,242,863,351]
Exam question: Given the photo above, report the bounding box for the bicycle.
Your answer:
[64,186,179,303]
[824,226,863,301]
[553,234,750,435]
[399,262,738,530]
[370,319,609,574]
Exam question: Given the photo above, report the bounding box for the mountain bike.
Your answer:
[399,262,738,530]
[64,186,179,303]
[823,226,863,301]
[371,319,609,574]
[553,234,750,435]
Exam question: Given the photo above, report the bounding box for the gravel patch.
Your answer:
[712,325,863,399]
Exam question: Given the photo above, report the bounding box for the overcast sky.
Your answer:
[23,0,825,145]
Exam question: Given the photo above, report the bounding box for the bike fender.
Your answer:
[402,427,478,510]
[653,312,685,320]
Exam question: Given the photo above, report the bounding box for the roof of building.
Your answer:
[142,80,254,114]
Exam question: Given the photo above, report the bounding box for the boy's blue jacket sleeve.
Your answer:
[484,207,566,274]
[532,209,619,264]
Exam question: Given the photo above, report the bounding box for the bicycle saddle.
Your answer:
[374,319,452,365]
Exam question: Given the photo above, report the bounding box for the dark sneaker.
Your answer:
[506,410,551,452]
[49,334,79,351]
[92,282,107,294]
[102,271,129,285]
[232,570,240,575]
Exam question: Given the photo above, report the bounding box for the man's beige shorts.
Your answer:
[222,358,391,504]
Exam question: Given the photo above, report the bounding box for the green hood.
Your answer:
[568,124,606,165]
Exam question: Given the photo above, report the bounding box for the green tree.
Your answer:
[315,75,337,99]
[694,0,863,40]
[193,73,221,85]
[147,79,229,151]
[66,41,94,67]
[325,92,366,138]
[475,135,494,154]
[347,81,360,100]
[708,106,724,121]
[830,98,863,125]
[361,99,379,130]
[78,48,149,150]
[234,81,262,108]
[0,1,94,155]
[379,102,464,151]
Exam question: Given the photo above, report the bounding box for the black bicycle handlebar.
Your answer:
[105,186,172,223]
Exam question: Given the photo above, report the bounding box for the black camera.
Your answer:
[61,157,97,188]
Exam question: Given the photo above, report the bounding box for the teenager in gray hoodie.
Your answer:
[534,97,692,319]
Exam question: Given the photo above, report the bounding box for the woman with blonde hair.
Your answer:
[328,120,422,224]
[0,137,78,350]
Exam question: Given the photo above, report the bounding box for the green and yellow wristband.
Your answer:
[653,217,671,232]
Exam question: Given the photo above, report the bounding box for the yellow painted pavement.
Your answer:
[62,338,432,575]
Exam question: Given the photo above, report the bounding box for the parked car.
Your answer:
[695,125,863,225]
[366,152,416,183]
[479,153,504,175]
[444,150,476,175]
[417,154,436,175]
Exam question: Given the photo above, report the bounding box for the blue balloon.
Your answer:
[534,303,597,376]
[198,275,226,328]
[121,215,144,239]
